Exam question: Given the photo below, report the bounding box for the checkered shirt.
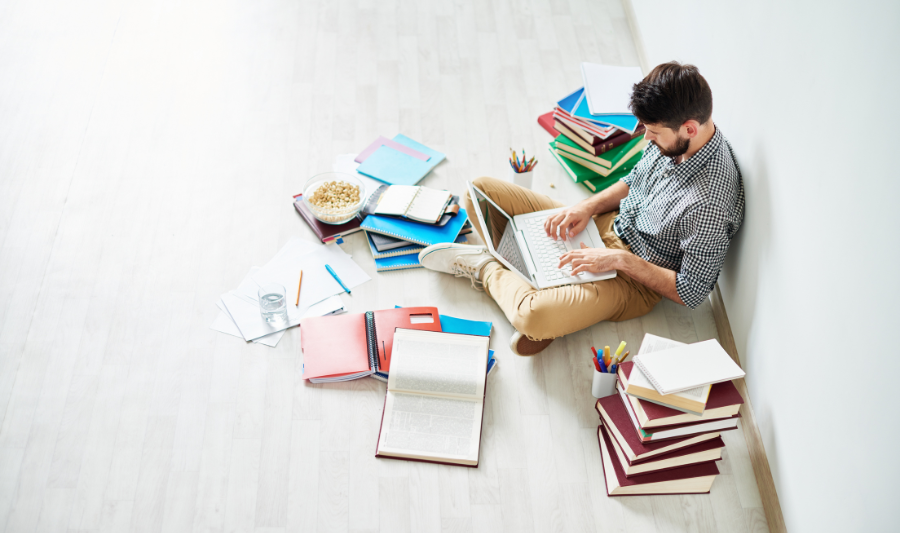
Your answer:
[615,126,744,309]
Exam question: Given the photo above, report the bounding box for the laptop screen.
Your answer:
[470,186,530,279]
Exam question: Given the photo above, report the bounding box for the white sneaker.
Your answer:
[418,243,495,290]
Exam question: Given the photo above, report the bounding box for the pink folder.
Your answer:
[355,136,431,164]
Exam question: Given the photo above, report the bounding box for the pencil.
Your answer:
[295,270,303,306]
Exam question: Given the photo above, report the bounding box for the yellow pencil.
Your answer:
[295,270,303,306]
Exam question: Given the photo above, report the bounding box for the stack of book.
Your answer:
[360,184,473,272]
[538,64,650,193]
[594,334,746,496]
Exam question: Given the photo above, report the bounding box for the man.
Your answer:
[418,62,745,356]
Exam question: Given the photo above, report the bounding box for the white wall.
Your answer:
[627,1,900,531]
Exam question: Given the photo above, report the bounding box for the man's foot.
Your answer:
[509,331,554,356]
[418,243,496,291]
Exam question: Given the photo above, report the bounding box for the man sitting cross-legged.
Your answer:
[418,62,745,356]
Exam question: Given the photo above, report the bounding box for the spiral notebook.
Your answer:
[633,339,745,396]
[361,208,469,247]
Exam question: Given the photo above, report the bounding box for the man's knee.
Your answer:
[472,176,504,192]
[510,298,557,341]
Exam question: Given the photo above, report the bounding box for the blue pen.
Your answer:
[610,363,617,374]
[599,358,607,373]
[325,264,351,294]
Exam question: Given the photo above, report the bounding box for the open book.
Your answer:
[375,329,491,467]
[368,185,454,224]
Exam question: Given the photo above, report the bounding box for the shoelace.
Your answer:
[450,261,484,291]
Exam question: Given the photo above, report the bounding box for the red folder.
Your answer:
[300,307,441,382]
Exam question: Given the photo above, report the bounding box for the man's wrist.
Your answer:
[615,250,635,272]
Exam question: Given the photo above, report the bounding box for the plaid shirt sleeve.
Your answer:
[675,203,732,309]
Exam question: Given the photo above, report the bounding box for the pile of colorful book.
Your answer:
[594,333,746,496]
[537,63,650,193]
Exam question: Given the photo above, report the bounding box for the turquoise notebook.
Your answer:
[572,91,640,133]
[361,208,469,247]
[356,134,446,186]
[374,254,423,272]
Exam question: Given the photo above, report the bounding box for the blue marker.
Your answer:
[599,358,608,373]
[325,264,351,294]
[610,363,617,374]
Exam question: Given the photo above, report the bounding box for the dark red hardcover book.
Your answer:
[537,112,559,138]
[292,193,364,243]
[601,424,724,477]
[613,385,740,442]
[618,362,744,427]
[595,395,722,464]
[598,425,719,496]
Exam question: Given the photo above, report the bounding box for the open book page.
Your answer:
[407,188,452,223]
[386,329,490,400]
[373,185,419,216]
[631,334,708,400]
[377,391,482,464]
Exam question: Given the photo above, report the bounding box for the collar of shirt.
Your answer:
[662,125,722,178]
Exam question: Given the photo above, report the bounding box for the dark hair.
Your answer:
[629,62,713,130]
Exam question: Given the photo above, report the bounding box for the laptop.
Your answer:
[467,181,616,289]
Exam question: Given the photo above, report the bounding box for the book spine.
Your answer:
[365,311,379,373]
[595,125,647,155]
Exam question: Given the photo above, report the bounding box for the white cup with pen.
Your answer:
[591,342,628,398]
[509,148,536,189]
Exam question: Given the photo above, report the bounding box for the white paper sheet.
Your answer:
[211,295,345,347]
[580,63,644,115]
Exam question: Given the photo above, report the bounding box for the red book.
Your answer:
[598,425,719,495]
[595,395,722,464]
[614,384,739,443]
[618,362,744,428]
[537,112,559,138]
[600,424,723,477]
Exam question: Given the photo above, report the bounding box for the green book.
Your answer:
[554,134,646,169]
[549,143,643,192]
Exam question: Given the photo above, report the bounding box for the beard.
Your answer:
[652,135,690,158]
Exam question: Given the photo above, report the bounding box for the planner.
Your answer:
[368,185,454,224]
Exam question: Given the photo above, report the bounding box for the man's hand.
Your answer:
[544,204,593,241]
[559,243,628,275]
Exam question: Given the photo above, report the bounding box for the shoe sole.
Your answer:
[510,334,554,356]
[418,243,487,264]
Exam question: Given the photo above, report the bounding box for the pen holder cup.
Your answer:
[591,368,618,398]
[509,168,534,189]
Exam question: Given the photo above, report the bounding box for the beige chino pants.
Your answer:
[465,177,662,341]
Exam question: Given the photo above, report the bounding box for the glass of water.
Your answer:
[258,283,288,324]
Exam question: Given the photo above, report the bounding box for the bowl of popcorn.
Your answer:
[302,172,366,225]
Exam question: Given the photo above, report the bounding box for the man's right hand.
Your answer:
[544,204,593,241]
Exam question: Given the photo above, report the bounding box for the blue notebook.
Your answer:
[362,208,469,247]
[572,90,640,133]
[374,254,423,272]
[366,232,467,259]
[557,87,585,113]
[356,134,446,186]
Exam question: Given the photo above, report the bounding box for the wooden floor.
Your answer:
[0,0,769,531]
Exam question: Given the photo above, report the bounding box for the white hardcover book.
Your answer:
[580,63,645,115]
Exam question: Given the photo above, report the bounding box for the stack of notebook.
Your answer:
[537,63,650,194]
[594,333,746,496]
[361,185,472,272]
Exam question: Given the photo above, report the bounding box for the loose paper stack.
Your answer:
[210,238,371,347]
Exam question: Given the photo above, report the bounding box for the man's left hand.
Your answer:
[559,243,629,275]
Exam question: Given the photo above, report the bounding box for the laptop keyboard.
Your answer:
[523,217,575,281]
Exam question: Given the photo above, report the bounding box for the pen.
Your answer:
[295,270,303,306]
[325,264,351,294]
[604,345,611,367]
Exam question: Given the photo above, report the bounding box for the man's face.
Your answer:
[644,123,690,158]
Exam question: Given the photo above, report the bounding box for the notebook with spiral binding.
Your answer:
[361,209,469,247]
[299,307,442,383]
